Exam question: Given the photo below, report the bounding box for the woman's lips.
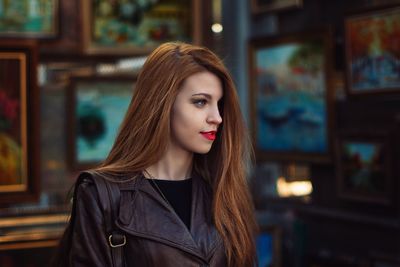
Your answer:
[201,131,216,141]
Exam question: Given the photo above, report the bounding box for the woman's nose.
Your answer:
[207,106,222,125]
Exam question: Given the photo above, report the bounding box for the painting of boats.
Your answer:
[249,33,332,162]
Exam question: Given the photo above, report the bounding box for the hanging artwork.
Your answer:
[248,32,333,162]
[82,0,201,55]
[0,40,40,204]
[336,132,392,205]
[67,75,136,170]
[345,5,400,95]
[0,0,59,38]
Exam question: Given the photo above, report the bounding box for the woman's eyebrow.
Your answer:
[191,93,212,99]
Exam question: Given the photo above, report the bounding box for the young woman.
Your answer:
[54,42,257,267]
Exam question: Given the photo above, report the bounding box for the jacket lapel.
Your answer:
[190,173,222,261]
[115,175,220,262]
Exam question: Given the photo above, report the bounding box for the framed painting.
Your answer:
[251,0,302,14]
[256,226,281,267]
[82,0,201,55]
[248,31,333,163]
[335,132,392,205]
[67,75,136,170]
[0,0,59,38]
[345,5,400,95]
[0,40,40,204]
[0,213,67,249]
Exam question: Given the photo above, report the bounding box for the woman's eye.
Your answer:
[193,99,207,107]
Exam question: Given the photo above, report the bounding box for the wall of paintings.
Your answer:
[0,0,399,266]
[227,0,400,266]
[0,0,213,265]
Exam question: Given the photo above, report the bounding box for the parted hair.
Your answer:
[98,42,257,267]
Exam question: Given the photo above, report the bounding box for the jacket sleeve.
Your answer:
[69,180,113,267]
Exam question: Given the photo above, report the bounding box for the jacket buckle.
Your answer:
[108,234,126,248]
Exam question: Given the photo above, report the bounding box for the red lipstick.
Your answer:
[201,131,217,141]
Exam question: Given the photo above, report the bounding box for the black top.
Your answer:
[148,178,192,230]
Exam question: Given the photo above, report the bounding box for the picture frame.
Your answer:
[256,225,281,267]
[0,40,40,205]
[0,212,67,266]
[0,0,59,38]
[0,213,67,250]
[251,0,303,14]
[248,31,334,163]
[335,132,392,205]
[67,75,136,170]
[82,0,201,55]
[344,5,400,95]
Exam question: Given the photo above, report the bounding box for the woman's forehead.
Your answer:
[180,72,223,98]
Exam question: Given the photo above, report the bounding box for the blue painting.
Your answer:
[256,233,274,267]
[255,40,327,155]
[76,81,134,163]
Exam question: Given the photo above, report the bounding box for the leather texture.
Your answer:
[68,172,227,267]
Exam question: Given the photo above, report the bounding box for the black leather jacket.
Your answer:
[69,173,227,266]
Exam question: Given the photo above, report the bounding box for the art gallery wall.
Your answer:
[220,0,400,265]
[0,0,399,266]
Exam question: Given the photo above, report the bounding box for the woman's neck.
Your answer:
[145,148,193,181]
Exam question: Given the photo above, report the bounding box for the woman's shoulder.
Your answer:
[73,170,113,204]
[81,169,140,183]
[73,171,119,209]
[74,172,98,198]
[74,170,138,200]
[75,170,121,188]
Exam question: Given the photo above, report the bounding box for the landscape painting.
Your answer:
[249,33,332,162]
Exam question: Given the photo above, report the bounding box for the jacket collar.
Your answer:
[115,174,221,262]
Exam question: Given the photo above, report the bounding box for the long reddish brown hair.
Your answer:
[97,42,257,267]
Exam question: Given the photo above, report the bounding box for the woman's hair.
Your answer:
[97,42,257,267]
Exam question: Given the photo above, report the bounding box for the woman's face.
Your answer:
[170,71,223,155]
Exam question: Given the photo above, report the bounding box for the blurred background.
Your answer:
[0,0,400,266]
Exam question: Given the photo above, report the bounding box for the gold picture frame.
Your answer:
[0,40,40,204]
[82,0,202,55]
